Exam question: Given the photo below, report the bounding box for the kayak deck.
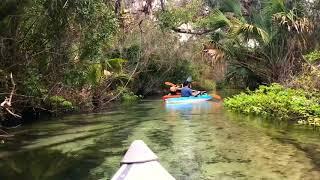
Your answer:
[112,161,174,180]
[111,140,175,180]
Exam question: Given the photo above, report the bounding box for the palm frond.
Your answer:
[229,18,270,44]
[260,0,286,28]
[206,9,231,30]
[219,0,242,17]
[262,0,286,16]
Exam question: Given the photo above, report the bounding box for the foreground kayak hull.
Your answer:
[165,94,212,104]
[111,140,175,180]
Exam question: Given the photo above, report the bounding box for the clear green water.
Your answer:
[0,99,320,180]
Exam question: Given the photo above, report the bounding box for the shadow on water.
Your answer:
[0,104,161,180]
[0,149,103,180]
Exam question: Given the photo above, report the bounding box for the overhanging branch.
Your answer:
[172,27,214,35]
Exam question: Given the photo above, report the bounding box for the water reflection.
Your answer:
[165,101,212,120]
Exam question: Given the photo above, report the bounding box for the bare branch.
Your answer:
[172,27,214,35]
[1,73,21,119]
[4,107,22,118]
[9,73,15,105]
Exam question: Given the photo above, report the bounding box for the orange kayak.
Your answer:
[162,94,181,100]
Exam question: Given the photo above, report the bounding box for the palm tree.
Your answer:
[205,0,314,85]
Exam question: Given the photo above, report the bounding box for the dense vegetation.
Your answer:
[158,0,320,87]
[0,0,215,122]
[157,0,320,125]
[224,84,320,126]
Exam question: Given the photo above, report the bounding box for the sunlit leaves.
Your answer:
[224,83,320,125]
[304,50,320,63]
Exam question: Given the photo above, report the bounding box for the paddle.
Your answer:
[212,94,222,100]
[164,81,176,87]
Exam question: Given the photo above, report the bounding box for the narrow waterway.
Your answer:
[0,97,320,180]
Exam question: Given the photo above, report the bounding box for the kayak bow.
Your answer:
[111,140,175,180]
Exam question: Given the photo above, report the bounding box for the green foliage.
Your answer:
[157,10,180,30]
[158,0,317,89]
[220,0,242,17]
[117,87,141,104]
[304,50,320,63]
[157,0,203,30]
[63,66,88,88]
[111,21,208,95]
[49,96,73,110]
[87,63,104,86]
[0,0,118,113]
[197,9,231,30]
[224,84,320,126]
[22,68,47,97]
[106,58,127,72]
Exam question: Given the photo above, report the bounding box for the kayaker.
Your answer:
[168,83,182,95]
[181,81,200,97]
[169,85,178,95]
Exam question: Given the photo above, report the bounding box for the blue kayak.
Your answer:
[165,94,212,104]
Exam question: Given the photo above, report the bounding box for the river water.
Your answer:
[0,97,320,180]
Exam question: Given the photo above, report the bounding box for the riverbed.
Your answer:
[0,98,319,179]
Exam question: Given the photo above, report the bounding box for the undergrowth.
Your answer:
[224,83,320,126]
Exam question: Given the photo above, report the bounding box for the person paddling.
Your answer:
[181,81,200,97]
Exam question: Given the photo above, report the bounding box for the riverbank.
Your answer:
[224,83,320,126]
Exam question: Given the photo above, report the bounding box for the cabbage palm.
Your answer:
[203,9,270,45]
[210,0,314,85]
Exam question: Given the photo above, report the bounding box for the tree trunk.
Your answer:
[115,0,121,16]
[160,0,165,11]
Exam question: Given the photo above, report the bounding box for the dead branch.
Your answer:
[1,73,22,119]
[4,108,22,118]
[0,129,14,137]
[172,27,214,35]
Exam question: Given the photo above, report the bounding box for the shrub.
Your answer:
[224,83,320,126]
[49,96,74,111]
[116,87,141,104]
[304,50,320,63]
